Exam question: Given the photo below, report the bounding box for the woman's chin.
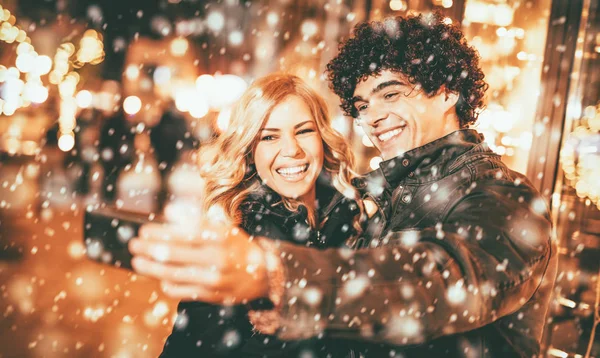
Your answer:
[272,182,314,201]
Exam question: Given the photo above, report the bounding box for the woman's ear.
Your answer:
[244,162,256,178]
[246,152,255,165]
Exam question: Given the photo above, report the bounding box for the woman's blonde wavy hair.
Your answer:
[198,73,362,230]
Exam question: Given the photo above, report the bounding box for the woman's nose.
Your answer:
[280,137,303,158]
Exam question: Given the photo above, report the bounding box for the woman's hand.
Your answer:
[128,220,270,305]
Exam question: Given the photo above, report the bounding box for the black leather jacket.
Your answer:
[159,178,361,357]
[269,130,558,358]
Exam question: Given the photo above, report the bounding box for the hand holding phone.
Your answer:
[83,207,164,270]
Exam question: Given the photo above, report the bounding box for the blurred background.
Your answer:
[0,0,598,357]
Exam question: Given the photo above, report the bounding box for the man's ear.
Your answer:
[438,90,459,113]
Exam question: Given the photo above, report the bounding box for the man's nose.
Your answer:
[362,108,389,128]
[280,137,303,157]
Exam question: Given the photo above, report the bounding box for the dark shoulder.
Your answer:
[465,152,537,191]
[239,192,309,244]
[351,170,388,198]
[318,191,364,248]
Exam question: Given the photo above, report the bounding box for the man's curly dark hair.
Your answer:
[326,12,488,128]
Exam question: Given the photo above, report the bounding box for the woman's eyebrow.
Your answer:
[294,120,315,128]
[262,120,314,131]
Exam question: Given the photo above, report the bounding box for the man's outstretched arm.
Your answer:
[260,184,555,345]
[128,182,555,346]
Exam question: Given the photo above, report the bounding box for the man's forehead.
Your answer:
[353,70,408,96]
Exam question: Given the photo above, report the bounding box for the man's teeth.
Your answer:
[378,128,403,142]
[277,164,308,175]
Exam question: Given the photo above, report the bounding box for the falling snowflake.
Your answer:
[342,276,370,299]
[365,175,386,196]
[446,282,467,305]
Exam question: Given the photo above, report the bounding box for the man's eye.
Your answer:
[357,104,368,112]
[384,92,399,100]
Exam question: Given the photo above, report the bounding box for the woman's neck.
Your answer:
[298,186,317,214]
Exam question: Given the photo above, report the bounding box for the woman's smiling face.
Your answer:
[253,95,324,204]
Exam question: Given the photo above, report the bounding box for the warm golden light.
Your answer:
[266,12,279,27]
[206,11,225,32]
[170,37,189,57]
[493,4,514,27]
[496,27,508,37]
[58,133,75,152]
[16,41,32,55]
[0,65,7,82]
[216,108,231,133]
[24,82,48,104]
[228,31,243,46]
[123,96,142,115]
[442,0,453,8]
[301,20,318,38]
[369,157,383,170]
[464,1,490,24]
[34,55,52,75]
[151,301,170,318]
[15,52,35,73]
[125,64,140,81]
[361,134,374,147]
[174,87,195,113]
[195,74,215,92]
[189,97,209,119]
[389,0,408,11]
[491,110,514,133]
[208,74,248,109]
[561,104,600,209]
[76,90,93,108]
[516,51,528,61]
[76,30,104,65]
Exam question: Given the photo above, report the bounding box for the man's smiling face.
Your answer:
[352,70,460,160]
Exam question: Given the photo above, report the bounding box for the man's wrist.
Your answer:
[247,237,285,334]
[256,237,285,307]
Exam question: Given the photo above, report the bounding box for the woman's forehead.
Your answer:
[262,97,315,128]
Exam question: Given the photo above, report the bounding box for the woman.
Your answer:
[158,73,365,357]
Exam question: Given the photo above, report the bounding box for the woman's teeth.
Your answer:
[276,164,309,176]
[378,128,403,142]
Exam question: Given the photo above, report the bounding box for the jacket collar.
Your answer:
[243,172,343,220]
[378,129,487,188]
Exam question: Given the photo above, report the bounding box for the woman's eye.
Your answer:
[297,128,315,135]
[261,135,275,141]
[357,104,368,112]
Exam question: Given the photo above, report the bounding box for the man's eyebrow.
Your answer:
[262,120,314,132]
[372,80,405,95]
[352,80,406,105]
[351,95,365,104]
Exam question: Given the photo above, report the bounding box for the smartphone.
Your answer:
[83,207,164,270]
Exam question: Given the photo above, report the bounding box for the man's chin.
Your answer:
[381,147,408,160]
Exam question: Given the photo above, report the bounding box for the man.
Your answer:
[130,12,557,357]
